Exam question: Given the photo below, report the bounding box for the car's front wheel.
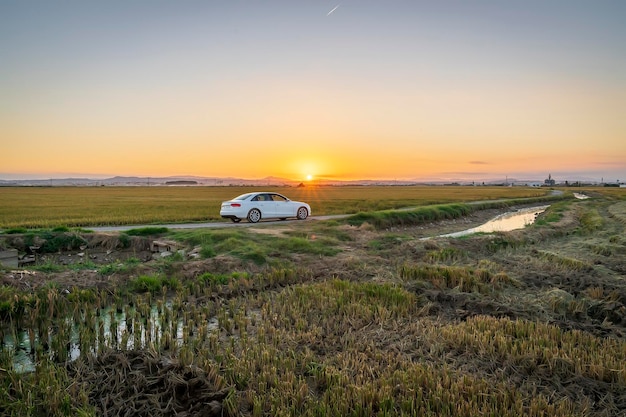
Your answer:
[296,207,308,220]
[247,208,261,223]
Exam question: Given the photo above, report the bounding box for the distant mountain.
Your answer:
[0,175,421,187]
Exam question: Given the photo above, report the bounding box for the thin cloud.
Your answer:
[442,172,489,176]
[594,161,626,166]
[469,161,489,165]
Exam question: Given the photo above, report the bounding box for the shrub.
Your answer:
[198,272,230,286]
[125,227,169,236]
[129,274,178,293]
[345,204,473,229]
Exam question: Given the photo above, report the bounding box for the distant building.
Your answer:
[544,174,555,186]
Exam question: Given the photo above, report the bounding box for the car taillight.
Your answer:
[231,203,241,207]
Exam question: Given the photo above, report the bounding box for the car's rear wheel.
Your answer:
[296,207,308,220]
[231,218,241,223]
[247,208,261,223]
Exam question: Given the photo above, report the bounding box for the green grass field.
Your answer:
[0,185,550,229]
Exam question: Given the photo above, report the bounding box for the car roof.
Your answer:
[233,192,288,200]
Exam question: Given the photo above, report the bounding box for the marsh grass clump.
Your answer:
[129,274,179,294]
[0,359,94,416]
[425,247,468,263]
[117,233,131,248]
[578,208,603,233]
[399,263,507,293]
[199,272,231,286]
[125,227,169,236]
[283,223,355,244]
[485,233,526,253]
[268,236,340,256]
[538,251,592,272]
[0,286,35,320]
[345,203,473,229]
[66,288,98,303]
[439,316,626,395]
[534,201,568,226]
[171,228,341,264]
[97,257,141,275]
[68,259,99,271]
[31,259,64,273]
[543,288,577,315]
[366,233,408,251]
[172,229,268,263]
[171,229,246,247]
[588,244,613,256]
[3,227,28,234]
[34,231,87,253]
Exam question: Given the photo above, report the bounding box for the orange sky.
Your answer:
[2,2,625,182]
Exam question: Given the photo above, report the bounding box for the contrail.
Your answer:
[327,3,340,16]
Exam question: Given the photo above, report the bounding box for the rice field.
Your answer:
[0,185,550,229]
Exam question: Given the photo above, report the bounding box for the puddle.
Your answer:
[2,302,222,373]
[574,193,590,199]
[436,205,549,238]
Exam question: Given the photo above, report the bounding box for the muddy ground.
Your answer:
[1,198,625,416]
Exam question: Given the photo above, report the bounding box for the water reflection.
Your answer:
[438,205,549,238]
[3,302,220,373]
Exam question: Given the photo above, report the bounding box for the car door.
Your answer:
[271,193,292,217]
[253,194,275,218]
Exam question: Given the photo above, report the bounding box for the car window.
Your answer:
[234,194,253,201]
[271,194,288,202]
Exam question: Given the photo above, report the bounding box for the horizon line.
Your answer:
[0,173,622,184]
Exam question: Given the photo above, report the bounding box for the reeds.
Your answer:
[439,315,626,385]
[537,251,592,271]
[399,263,510,292]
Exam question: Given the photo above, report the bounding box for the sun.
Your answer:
[306,174,313,181]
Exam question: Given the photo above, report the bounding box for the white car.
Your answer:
[220,192,311,223]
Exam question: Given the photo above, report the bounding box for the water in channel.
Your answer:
[437,205,549,238]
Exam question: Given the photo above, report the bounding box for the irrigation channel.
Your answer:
[2,204,554,371]
[437,205,549,238]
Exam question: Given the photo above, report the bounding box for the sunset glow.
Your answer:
[1,1,625,182]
